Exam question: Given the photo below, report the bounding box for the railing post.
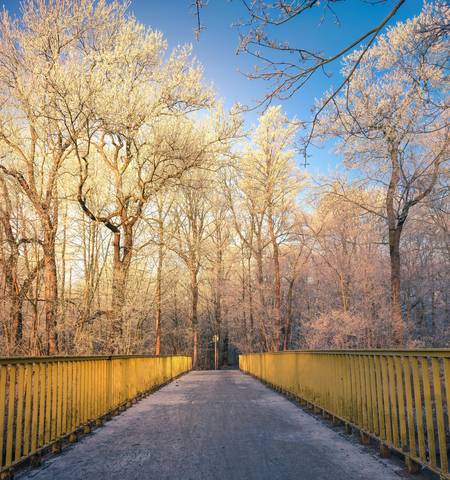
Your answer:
[107,356,113,412]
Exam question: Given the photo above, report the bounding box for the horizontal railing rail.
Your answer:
[0,354,192,474]
[240,350,450,479]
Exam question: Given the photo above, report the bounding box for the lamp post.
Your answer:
[212,334,219,370]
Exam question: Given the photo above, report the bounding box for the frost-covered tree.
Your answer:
[229,106,301,350]
[0,0,128,353]
[317,3,449,344]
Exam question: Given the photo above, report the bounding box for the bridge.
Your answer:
[0,351,449,479]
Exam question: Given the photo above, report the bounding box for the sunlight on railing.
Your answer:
[240,350,450,479]
[0,355,191,474]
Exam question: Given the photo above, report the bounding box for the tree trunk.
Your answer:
[386,144,404,346]
[339,274,350,313]
[283,278,295,350]
[214,239,223,366]
[6,256,21,348]
[154,223,163,355]
[247,255,254,344]
[389,229,404,344]
[111,228,133,345]
[268,205,282,350]
[190,268,199,368]
[43,227,58,355]
[254,244,270,351]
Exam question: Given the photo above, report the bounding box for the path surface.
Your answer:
[20,370,410,480]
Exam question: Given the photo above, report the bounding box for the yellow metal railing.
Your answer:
[240,350,450,479]
[0,354,191,473]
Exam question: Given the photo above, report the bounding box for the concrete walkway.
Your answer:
[20,371,411,480]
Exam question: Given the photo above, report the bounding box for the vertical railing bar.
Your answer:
[61,361,68,435]
[57,361,63,438]
[14,365,25,462]
[50,363,58,442]
[22,364,32,457]
[75,361,81,429]
[6,365,16,467]
[375,355,386,441]
[387,356,400,448]
[403,356,416,458]
[394,356,407,450]
[30,363,39,454]
[363,355,373,433]
[358,355,367,430]
[44,363,52,445]
[68,362,73,432]
[444,358,450,431]
[80,361,86,425]
[431,357,448,473]
[0,365,7,468]
[38,363,46,449]
[86,361,91,422]
[411,356,426,462]
[381,355,393,446]
[422,356,437,467]
[350,356,358,425]
[369,355,379,436]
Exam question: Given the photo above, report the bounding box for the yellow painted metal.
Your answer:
[432,358,448,474]
[374,355,386,441]
[0,355,191,473]
[57,362,63,437]
[358,356,367,429]
[368,355,379,436]
[411,356,426,461]
[51,362,58,441]
[387,356,399,448]
[38,363,46,449]
[362,356,372,432]
[61,362,68,435]
[381,355,393,446]
[6,365,16,467]
[240,350,450,479]
[0,366,6,467]
[403,356,416,458]
[445,358,450,431]
[44,364,52,445]
[422,358,436,467]
[31,363,39,453]
[15,364,25,461]
[393,356,407,450]
[23,364,32,457]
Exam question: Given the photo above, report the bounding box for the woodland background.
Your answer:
[0,1,448,367]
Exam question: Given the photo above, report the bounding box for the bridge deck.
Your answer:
[20,370,412,480]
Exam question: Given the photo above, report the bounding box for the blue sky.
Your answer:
[3,0,423,174]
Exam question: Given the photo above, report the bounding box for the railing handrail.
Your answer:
[0,354,192,365]
[242,348,450,356]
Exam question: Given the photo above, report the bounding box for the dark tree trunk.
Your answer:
[268,205,282,350]
[388,227,404,344]
[43,226,58,355]
[111,227,133,345]
[283,278,295,350]
[386,144,405,346]
[190,267,199,368]
[154,223,164,355]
